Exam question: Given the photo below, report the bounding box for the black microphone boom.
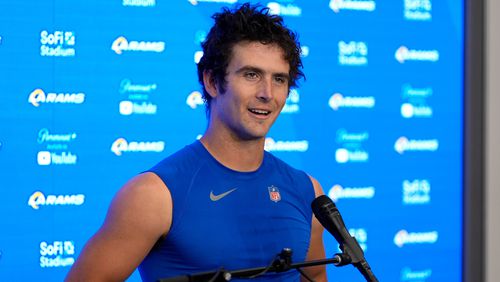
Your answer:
[311,195,379,282]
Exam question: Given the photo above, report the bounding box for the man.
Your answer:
[66,3,327,282]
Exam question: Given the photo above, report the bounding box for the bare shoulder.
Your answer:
[303,174,328,282]
[109,172,171,229]
[308,175,325,197]
[65,172,172,281]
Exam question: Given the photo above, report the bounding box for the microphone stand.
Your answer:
[158,247,378,282]
[334,235,379,282]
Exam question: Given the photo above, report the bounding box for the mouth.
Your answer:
[248,108,271,117]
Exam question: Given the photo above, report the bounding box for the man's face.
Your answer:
[209,41,290,141]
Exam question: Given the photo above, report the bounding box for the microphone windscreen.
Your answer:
[311,195,337,216]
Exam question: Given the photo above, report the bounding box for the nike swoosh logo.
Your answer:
[210,188,238,201]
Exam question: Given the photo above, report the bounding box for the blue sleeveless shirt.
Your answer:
[139,141,315,281]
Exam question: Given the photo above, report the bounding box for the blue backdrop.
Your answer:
[0,0,463,281]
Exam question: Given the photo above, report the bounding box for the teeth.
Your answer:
[250,109,270,115]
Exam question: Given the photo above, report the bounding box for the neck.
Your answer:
[200,126,266,172]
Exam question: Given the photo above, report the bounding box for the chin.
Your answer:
[231,121,272,141]
[241,133,267,141]
[237,130,268,141]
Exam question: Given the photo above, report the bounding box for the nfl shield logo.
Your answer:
[268,185,281,202]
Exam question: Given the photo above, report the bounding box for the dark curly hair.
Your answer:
[197,3,304,115]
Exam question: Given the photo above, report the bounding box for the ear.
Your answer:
[203,70,218,98]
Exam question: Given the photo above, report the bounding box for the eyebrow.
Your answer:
[235,66,290,80]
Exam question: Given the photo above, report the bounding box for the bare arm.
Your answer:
[65,172,172,282]
[301,176,328,282]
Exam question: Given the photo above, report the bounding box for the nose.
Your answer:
[257,77,273,102]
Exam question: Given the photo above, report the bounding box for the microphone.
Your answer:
[311,195,379,282]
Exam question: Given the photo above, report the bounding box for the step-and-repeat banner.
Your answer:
[0,1,463,281]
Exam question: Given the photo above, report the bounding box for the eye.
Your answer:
[244,71,259,80]
[274,76,288,85]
